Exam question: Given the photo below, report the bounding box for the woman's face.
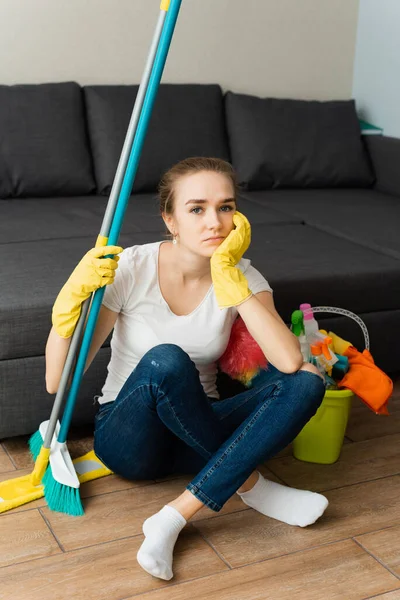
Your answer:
[164,170,237,257]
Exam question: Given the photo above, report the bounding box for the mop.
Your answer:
[0,0,182,515]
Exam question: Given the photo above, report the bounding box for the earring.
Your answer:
[172,233,178,245]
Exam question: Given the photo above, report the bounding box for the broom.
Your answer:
[40,0,183,516]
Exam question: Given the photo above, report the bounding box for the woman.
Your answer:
[46,157,328,582]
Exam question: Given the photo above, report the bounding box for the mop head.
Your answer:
[218,316,268,387]
[0,474,44,513]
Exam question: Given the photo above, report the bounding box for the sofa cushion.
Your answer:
[248,223,400,318]
[0,82,95,198]
[242,189,400,260]
[84,84,230,195]
[365,135,400,198]
[225,92,374,190]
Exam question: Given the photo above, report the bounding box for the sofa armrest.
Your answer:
[364,135,400,198]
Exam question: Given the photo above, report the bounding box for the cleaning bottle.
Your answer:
[291,310,310,362]
[299,303,321,345]
[320,336,339,373]
[313,338,336,376]
[310,344,326,378]
[319,329,335,352]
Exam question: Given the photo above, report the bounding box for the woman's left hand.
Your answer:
[210,211,253,309]
[212,211,251,266]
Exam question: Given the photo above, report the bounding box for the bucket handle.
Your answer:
[302,306,370,351]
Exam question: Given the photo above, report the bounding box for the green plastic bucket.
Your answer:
[292,388,354,464]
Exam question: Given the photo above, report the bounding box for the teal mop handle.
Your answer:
[58,0,183,443]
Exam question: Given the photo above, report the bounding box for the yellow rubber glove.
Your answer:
[52,245,124,338]
[210,211,253,309]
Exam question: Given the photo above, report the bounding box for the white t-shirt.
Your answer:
[98,241,273,404]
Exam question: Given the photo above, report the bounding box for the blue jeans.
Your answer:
[94,344,326,512]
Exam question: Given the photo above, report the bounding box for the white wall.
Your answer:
[353,0,400,138]
[0,0,359,100]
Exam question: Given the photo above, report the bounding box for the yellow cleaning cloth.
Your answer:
[328,331,352,355]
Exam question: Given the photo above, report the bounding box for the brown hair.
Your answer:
[158,157,240,240]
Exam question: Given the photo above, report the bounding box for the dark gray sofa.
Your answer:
[1,81,399,439]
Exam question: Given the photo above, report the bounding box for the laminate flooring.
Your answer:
[1,377,399,600]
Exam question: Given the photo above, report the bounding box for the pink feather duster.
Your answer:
[218,316,268,387]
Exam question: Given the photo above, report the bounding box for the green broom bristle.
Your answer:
[28,429,44,461]
[43,464,84,517]
[29,428,84,516]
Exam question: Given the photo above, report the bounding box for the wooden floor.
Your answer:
[1,378,400,600]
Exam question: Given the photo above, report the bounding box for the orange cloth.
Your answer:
[337,346,393,415]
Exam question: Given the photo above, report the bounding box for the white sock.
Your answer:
[237,471,329,527]
[136,504,187,580]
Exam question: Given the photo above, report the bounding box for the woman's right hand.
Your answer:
[67,245,124,296]
[52,245,124,338]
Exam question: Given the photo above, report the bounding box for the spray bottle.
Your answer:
[291,310,311,362]
[299,303,321,344]
[315,337,338,375]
